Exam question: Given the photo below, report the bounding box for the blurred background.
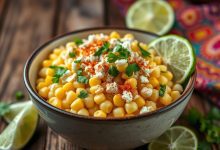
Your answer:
[0,0,219,149]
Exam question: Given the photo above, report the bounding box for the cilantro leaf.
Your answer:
[74,38,83,46]
[77,76,88,84]
[74,59,81,63]
[107,53,118,63]
[78,90,88,99]
[159,85,166,97]
[50,66,67,83]
[0,102,10,116]
[207,107,220,120]
[138,43,150,57]
[125,63,140,77]
[108,66,119,77]
[69,52,76,58]
[94,42,110,56]
[77,69,83,76]
[15,91,25,100]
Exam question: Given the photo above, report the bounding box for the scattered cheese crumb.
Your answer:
[122,90,133,103]
[140,75,149,84]
[115,59,127,66]
[106,82,118,93]
[141,87,153,97]
[140,106,153,114]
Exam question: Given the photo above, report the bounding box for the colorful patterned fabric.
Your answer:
[114,0,220,107]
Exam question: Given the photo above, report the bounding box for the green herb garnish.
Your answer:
[107,53,118,63]
[50,66,67,83]
[69,52,76,58]
[78,90,88,99]
[138,43,151,57]
[74,59,81,63]
[94,42,110,56]
[125,63,140,77]
[74,38,83,46]
[159,85,166,97]
[0,102,10,116]
[108,66,119,77]
[77,69,83,76]
[77,76,88,84]
[15,91,25,100]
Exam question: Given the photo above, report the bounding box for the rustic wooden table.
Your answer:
[0,0,217,149]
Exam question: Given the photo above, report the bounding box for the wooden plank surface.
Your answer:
[0,0,217,149]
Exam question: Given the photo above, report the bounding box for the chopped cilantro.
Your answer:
[108,66,119,77]
[69,52,76,58]
[50,66,67,83]
[125,63,140,77]
[74,38,83,46]
[15,91,25,100]
[0,102,10,116]
[77,76,88,84]
[107,53,118,63]
[107,44,130,63]
[78,90,88,99]
[74,59,81,63]
[138,43,151,57]
[77,69,83,76]
[159,85,166,97]
[94,42,110,56]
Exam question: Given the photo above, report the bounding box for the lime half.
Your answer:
[0,101,38,150]
[149,126,198,150]
[149,35,196,83]
[126,0,174,35]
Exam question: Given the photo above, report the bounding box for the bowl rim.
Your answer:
[24,27,196,121]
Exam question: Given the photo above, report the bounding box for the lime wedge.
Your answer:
[149,126,198,150]
[149,35,196,83]
[126,0,174,35]
[0,101,38,150]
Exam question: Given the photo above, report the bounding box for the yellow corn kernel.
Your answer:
[48,91,54,99]
[90,85,104,94]
[113,94,125,107]
[53,48,62,55]
[42,60,52,67]
[116,63,128,72]
[166,86,171,94]
[154,56,162,65]
[113,107,125,117]
[45,76,53,85]
[151,67,160,78]
[88,105,99,115]
[89,77,101,87]
[134,95,145,108]
[110,31,120,39]
[46,68,55,76]
[55,87,65,100]
[159,65,167,72]
[100,101,113,114]
[125,78,137,89]
[39,87,49,99]
[63,83,74,92]
[149,62,157,67]
[48,97,62,109]
[84,94,95,108]
[49,54,58,60]
[52,58,64,66]
[159,93,172,105]
[37,82,47,90]
[125,102,138,114]
[70,109,77,114]
[62,91,77,109]
[94,93,106,104]
[162,71,173,81]
[158,75,168,85]
[168,81,173,87]
[149,89,159,102]
[149,77,159,88]
[77,108,89,116]
[76,88,85,95]
[36,78,44,84]
[124,33,134,39]
[172,84,183,92]
[139,42,148,50]
[146,83,153,89]
[73,81,85,88]
[71,98,84,111]
[38,68,47,77]
[146,101,157,110]
[94,110,107,118]
[121,73,130,80]
[171,91,181,101]
[148,48,156,55]
[131,41,139,52]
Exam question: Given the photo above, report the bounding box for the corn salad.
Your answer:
[36,32,183,118]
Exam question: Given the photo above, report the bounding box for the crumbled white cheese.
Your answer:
[71,62,78,71]
[140,75,149,84]
[143,68,152,76]
[140,106,153,114]
[60,70,71,83]
[121,40,132,51]
[84,55,98,62]
[65,73,77,82]
[99,33,108,40]
[106,82,118,93]
[94,71,105,79]
[109,38,118,47]
[49,83,58,91]
[94,60,105,79]
[115,59,127,66]
[141,87,153,97]
[106,74,113,83]
[122,91,133,103]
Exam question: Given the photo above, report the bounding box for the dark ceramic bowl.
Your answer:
[24,27,196,149]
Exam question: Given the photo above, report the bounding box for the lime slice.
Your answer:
[0,101,38,150]
[149,126,198,150]
[126,0,174,35]
[149,35,196,83]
